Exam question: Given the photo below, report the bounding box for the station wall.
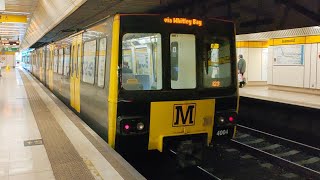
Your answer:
[0,53,16,67]
[237,36,320,90]
[236,41,268,83]
[268,37,320,90]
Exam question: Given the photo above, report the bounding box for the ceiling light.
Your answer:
[0,0,4,11]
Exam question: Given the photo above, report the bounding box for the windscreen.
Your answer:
[202,36,232,88]
[121,33,162,90]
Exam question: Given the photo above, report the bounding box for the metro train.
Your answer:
[22,14,238,162]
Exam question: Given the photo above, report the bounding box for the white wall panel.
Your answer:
[0,55,15,67]
[261,48,268,81]
[304,44,311,88]
[317,43,320,89]
[268,46,273,84]
[273,66,304,87]
[248,48,262,81]
[309,44,317,89]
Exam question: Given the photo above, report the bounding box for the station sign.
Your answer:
[0,14,27,23]
[4,47,19,52]
[163,17,203,27]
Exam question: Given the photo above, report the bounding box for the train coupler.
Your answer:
[164,134,207,168]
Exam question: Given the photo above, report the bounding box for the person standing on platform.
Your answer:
[238,54,246,88]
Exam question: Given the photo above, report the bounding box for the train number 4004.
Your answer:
[216,129,229,136]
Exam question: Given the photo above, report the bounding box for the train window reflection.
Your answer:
[63,46,70,76]
[170,34,196,89]
[122,33,162,90]
[203,37,231,88]
[58,49,64,74]
[82,40,96,84]
[97,38,107,88]
[53,49,58,73]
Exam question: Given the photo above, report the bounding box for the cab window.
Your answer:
[170,34,196,89]
[121,33,162,90]
[203,37,232,88]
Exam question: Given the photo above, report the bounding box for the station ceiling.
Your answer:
[27,0,319,48]
[0,0,38,46]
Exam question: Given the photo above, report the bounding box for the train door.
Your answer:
[70,34,82,112]
[48,45,54,90]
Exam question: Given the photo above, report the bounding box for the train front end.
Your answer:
[109,14,238,161]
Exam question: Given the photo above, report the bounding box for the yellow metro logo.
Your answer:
[173,104,196,127]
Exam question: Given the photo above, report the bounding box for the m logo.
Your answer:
[173,104,196,127]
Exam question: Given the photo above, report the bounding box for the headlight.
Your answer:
[137,122,144,130]
[219,116,225,124]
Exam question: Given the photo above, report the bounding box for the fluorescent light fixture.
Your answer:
[0,0,4,11]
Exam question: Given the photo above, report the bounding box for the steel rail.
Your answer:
[237,124,320,152]
[230,139,320,179]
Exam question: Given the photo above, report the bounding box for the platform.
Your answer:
[239,86,320,110]
[0,68,145,180]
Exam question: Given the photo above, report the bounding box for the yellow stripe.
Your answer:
[208,56,231,65]
[83,51,96,56]
[273,36,306,45]
[237,35,320,47]
[0,52,15,55]
[268,39,274,46]
[99,50,106,56]
[108,15,120,148]
[306,35,320,44]
[0,14,27,23]
[236,41,268,48]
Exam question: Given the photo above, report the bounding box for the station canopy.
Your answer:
[8,0,318,49]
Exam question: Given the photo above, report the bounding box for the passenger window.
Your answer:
[41,51,45,68]
[58,49,64,74]
[170,34,196,89]
[97,38,107,87]
[64,47,71,76]
[82,40,96,84]
[77,44,81,78]
[203,37,232,88]
[54,49,58,73]
[71,45,75,75]
[46,48,49,70]
[122,33,162,90]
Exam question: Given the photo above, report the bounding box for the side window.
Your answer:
[77,44,81,77]
[97,38,107,87]
[170,34,196,89]
[71,45,75,75]
[64,46,71,76]
[46,48,49,70]
[121,33,162,90]
[82,40,96,84]
[58,49,64,74]
[53,49,58,73]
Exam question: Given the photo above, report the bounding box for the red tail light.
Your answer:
[124,124,130,130]
[229,116,234,122]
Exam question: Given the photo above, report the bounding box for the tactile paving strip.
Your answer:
[34,74,145,180]
[19,70,95,180]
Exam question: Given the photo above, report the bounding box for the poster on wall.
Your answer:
[273,45,304,65]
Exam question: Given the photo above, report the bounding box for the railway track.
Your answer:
[232,124,320,179]
[127,124,320,179]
